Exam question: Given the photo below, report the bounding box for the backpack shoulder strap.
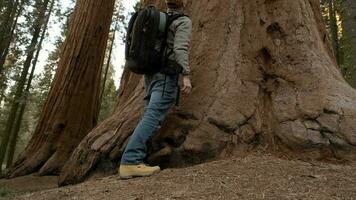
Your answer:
[127,12,139,35]
[125,11,139,59]
[167,14,189,27]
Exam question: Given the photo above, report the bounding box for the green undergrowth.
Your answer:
[0,186,16,199]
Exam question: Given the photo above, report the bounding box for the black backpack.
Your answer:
[125,6,186,75]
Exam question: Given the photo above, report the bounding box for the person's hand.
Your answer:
[181,75,192,95]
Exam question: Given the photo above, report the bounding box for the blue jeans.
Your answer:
[120,73,178,165]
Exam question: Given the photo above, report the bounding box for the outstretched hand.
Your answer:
[181,75,192,95]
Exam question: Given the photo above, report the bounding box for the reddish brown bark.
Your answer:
[56,0,356,185]
[7,0,115,178]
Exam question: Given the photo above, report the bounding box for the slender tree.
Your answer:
[99,16,119,114]
[98,63,117,122]
[342,0,356,87]
[0,0,29,105]
[328,0,340,64]
[0,0,23,71]
[0,0,21,75]
[0,0,4,10]
[8,0,116,177]
[0,0,51,174]
[6,0,55,169]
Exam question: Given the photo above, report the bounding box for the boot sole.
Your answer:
[120,170,161,180]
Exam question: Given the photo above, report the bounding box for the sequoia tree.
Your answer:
[7,0,116,177]
[57,0,356,186]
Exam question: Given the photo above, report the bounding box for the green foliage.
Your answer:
[320,0,355,82]
[0,0,75,166]
[99,63,118,122]
[0,186,15,198]
[97,1,128,122]
[11,0,74,156]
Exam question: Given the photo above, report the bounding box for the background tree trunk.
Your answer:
[0,0,19,75]
[0,0,51,174]
[7,0,116,178]
[58,0,356,186]
[99,18,118,113]
[328,0,340,64]
[5,0,55,169]
[0,0,23,97]
[342,0,356,87]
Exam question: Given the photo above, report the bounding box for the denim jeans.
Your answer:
[120,73,178,165]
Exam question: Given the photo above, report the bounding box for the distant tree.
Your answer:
[98,1,124,122]
[320,0,341,64]
[98,63,117,122]
[0,0,52,174]
[8,0,116,178]
[0,0,26,77]
[5,0,56,169]
[341,0,356,87]
[328,0,340,63]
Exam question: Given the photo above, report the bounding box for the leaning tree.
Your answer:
[7,0,116,177]
[57,0,356,186]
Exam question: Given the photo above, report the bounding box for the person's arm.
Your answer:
[173,17,192,94]
[173,16,192,76]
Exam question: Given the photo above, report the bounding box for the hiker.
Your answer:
[119,0,192,179]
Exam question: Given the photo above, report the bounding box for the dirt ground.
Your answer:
[0,175,57,199]
[2,154,356,200]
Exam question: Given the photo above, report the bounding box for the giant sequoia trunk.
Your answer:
[58,0,356,185]
[7,0,115,177]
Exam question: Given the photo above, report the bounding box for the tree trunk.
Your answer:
[7,0,115,178]
[58,0,356,186]
[342,0,356,87]
[0,8,20,105]
[5,101,24,169]
[0,0,4,11]
[0,0,51,174]
[0,0,19,75]
[99,20,118,112]
[5,0,55,169]
[0,0,23,72]
[328,0,340,64]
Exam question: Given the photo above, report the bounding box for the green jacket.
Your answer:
[144,8,192,92]
[166,8,192,75]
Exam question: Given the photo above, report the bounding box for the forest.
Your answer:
[0,0,356,199]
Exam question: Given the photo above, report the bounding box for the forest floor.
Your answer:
[1,153,356,200]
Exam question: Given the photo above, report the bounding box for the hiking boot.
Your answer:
[119,164,161,179]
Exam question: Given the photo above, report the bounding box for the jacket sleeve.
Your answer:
[173,16,192,75]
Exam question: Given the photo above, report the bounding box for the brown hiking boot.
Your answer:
[119,164,161,179]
